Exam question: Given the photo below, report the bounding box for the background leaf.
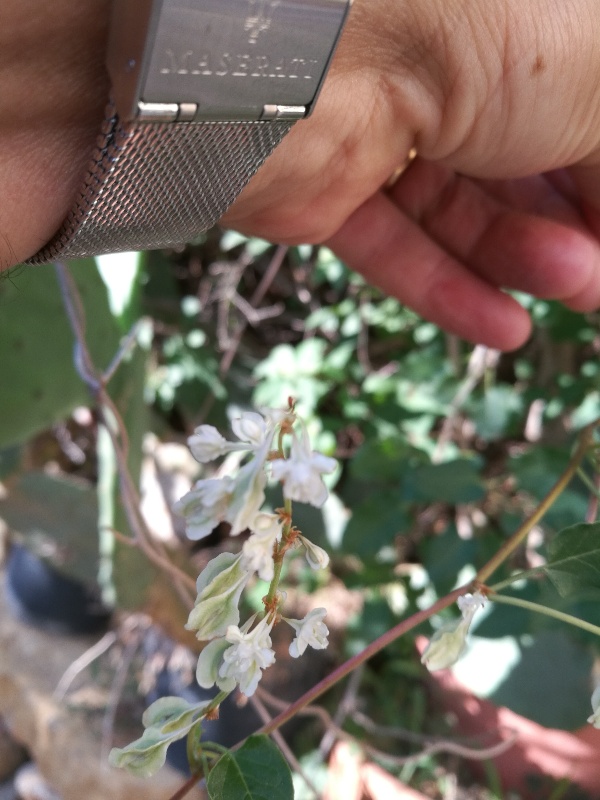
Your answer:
[544,523,600,597]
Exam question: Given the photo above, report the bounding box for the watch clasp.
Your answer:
[107,0,352,124]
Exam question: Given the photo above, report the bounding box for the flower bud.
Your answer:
[588,686,600,728]
[421,592,486,672]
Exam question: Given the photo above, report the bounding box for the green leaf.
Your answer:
[403,459,484,504]
[341,492,410,559]
[196,638,236,692]
[142,696,209,735]
[453,630,593,730]
[207,735,293,800]
[109,697,210,778]
[109,727,173,778]
[544,523,600,597]
[186,553,249,640]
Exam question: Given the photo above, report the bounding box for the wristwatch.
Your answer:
[29,0,352,264]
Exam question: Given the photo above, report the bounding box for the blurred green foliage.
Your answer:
[1,234,600,795]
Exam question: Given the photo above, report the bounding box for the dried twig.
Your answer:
[196,244,288,423]
[249,692,321,798]
[433,345,500,462]
[257,686,517,766]
[54,631,117,702]
[319,665,363,757]
[54,262,196,605]
[100,620,145,761]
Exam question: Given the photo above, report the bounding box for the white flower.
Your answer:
[285,608,329,658]
[218,617,276,697]
[188,411,275,465]
[588,686,600,728]
[241,513,283,582]
[421,591,486,672]
[457,592,486,620]
[175,433,271,540]
[298,535,330,570]
[270,425,336,508]
[173,477,234,540]
[187,425,236,463]
[230,412,269,447]
[259,406,296,429]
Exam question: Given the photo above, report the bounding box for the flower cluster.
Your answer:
[176,406,335,697]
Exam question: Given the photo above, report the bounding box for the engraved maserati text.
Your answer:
[160,50,317,80]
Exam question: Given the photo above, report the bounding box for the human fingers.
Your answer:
[387,160,600,310]
[325,190,532,351]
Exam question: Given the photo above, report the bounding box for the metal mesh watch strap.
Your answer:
[29,101,295,264]
[27,0,352,264]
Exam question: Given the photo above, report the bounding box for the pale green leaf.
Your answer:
[108,728,173,778]
[142,696,210,735]
[110,697,210,777]
[195,552,241,595]
[186,553,249,640]
[196,639,236,691]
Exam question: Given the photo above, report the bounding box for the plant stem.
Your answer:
[205,690,229,715]
[489,592,600,638]
[265,497,292,608]
[254,584,468,738]
[476,420,599,586]
[577,467,600,500]
[488,566,545,593]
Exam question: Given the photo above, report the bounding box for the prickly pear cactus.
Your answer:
[0,260,122,448]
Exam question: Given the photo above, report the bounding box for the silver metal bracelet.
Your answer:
[29,0,352,264]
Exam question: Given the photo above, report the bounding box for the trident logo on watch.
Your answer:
[245,0,281,43]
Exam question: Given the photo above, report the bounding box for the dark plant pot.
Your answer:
[4,543,111,635]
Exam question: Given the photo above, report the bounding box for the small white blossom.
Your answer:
[187,411,275,465]
[175,435,270,540]
[588,686,600,728]
[241,513,283,582]
[457,592,486,620]
[187,426,236,463]
[230,411,269,447]
[259,406,296,428]
[173,477,234,540]
[271,426,336,508]
[218,617,276,697]
[285,608,329,658]
[299,535,330,570]
[421,591,486,672]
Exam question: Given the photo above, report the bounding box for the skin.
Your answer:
[2,0,600,349]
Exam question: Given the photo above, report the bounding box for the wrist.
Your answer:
[0,0,109,266]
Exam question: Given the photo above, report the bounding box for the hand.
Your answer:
[224,0,600,349]
[3,0,600,350]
